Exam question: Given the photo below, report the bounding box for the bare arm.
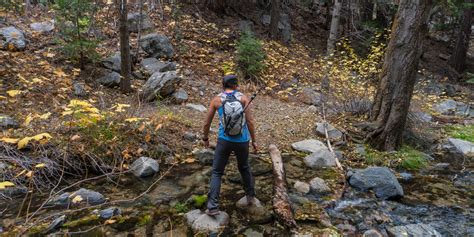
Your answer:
[243,96,257,143]
[202,97,218,141]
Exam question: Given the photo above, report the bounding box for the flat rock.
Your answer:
[70,188,105,205]
[194,148,214,165]
[30,20,54,33]
[362,229,383,237]
[291,139,327,153]
[235,196,272,224]
[315,122,343,140]
[348,167,404,200]
[142,71,181,101]
[299,87,322,106]
[141,58,176,75]
[185,209,229,233]
[73,82,87,97]
[139,33,174,59]
[386,223,441,237]
[44,215,65,234]
[309,177,330,194]
[97,71,120,87]
[171,88,188,104]
[294,181,310,194]
[446,138,474,156]
[303,151,336,168]
[99,207,121,219]
[186,103,207,112]
[130,157,159,177]
[1,26,26,51]
[102,52,121,72]
[0,115,19,129]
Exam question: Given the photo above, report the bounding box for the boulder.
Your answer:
[99,207,121,219]
[44,215,65,234]
[142,71,181,101]
[444,138,474,157]
[140,57,176,75]
[315,122,343,140]
[70,188,106,205]
[1,26,27,51]
[185,209,229,233]
[130,157,159,178]
[102,52,121,72]
[291,139,327,153]
[386,224,441,237]
[97,71,120,87]
[239,20,254,33]
[183,131,198,141]
[294,181,310,194]
[194,148,214,165]
[46,192,71,207]
[261,15,271,26]
[0,115,19,129]
[303,151,336,168]
[127,12,153,33]
[171,88,188,104]
[433,99,458,115]
[260,14,291,43]
[186,103,207,112]
[235,196,272,224]
[30,21,54,33]
[348,167,404,200]
[299,87,321,105]
[73,82,87,97]
[309,177,330,194]
[362,229,383,237]
[139,33,174,59]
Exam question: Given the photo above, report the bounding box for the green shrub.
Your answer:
[364,145,428,170]
[445,124,474,142]
[236,31,266,79]
[173,202,189,214]
[54,0,99,65]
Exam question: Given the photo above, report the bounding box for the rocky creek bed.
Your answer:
[0,147,472,236]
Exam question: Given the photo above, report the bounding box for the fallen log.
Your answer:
[269,144,297,229]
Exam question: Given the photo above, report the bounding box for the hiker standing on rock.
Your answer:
[202,74,258,216]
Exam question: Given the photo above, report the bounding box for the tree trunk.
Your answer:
[269,144,297,229]
[326,0,342,54]
[450,1,472,74]
[269,0,281,39]
[206,0,226,13]
[119,0,132,93]
[367,0,433,151]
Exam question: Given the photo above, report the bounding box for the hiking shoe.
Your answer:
[205,209,220,216]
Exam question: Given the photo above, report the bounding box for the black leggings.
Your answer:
[207,139,255,210]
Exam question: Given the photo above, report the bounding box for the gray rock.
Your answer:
[1,26,26,51]
[362,229,383,237]
[73,82,87,97]
[355,144,366,157]
[279,13,291,43]
[399,172,413,182]
[433,99,458,115]
[387,223,441,237]
[303,151,336,168]
[239,20,254,33]
[127,12,153,33]
[348,167,404,199]
[171,88,188,104]
[445,138,474,157]
[186,103,207,112]
[315,122,343,140]
[242,227,264,237]
[141,58,176,76]
[294,181,310,194]
[183,131,198,141]
[30,21,54,33]
[309,177,330,194]
[235,196,272,224]
[142,71,181,101]
[187,210,229,233]
[291,139,327,153]
[97,71,121,87]
[432,162,450,170]
[409,111,432,123]
[46,192,71,207]
[261,15,271,26]
[102,52,121,72]
[139,33,174,59]
[70,188,105,205]
[99,207,121,219]
[0,186,27,198]
[130,157,159,177]
[300,87,321,105]
[0,115,19,129]
[0,162,8,171]
[194,148,214,165]
[44,215,65,234]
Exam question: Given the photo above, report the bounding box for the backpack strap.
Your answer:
[219,91,243,102]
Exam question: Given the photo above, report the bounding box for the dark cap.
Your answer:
[222,74,238,87]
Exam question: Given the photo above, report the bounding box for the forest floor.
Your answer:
[1,2,474,236]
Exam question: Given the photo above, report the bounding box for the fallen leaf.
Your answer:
[26,171,33,178]
[104,219,116,224]
[7,90,22,97]
[72,195,83,203]
[39,112,51,119]
[0,137,19,144]
[0,181,15,189]
[35,163,46,168]
[70,135,81,141]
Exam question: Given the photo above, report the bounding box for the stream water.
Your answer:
[0,154,472,236]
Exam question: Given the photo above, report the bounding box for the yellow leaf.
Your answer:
[72,195,83,203]
[54,68,67,77]
[18,137,32,149]
[104,219,116,224]
[125,117,144,122]
[114,104,130,112]
[35,163,46,168]
[0,95,7,100]
[7,90,22,97]
[24,114,35,126]
[17,133,52,149]
[39,112,51,119]
[0,137,19,144]
[70,135,81,141]
[0,181,15,189]
[26,171,33,178]
[184,158,196,163]
[31,133,52,141]
[62,110,74,116]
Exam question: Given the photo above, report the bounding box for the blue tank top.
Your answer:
[217,91,250,143]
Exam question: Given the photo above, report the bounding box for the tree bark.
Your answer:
[367,0,434,151]
[269,0,281,39]
[326,0,342,54]
[269,144,297,229]
[118,0,132,93]
[450,1,472,74]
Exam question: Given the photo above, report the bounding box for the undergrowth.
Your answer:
[364,145,428,170]
[445,124,474,143]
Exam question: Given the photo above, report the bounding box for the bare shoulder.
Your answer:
[240,94,250,105]
[211,96,222,108]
